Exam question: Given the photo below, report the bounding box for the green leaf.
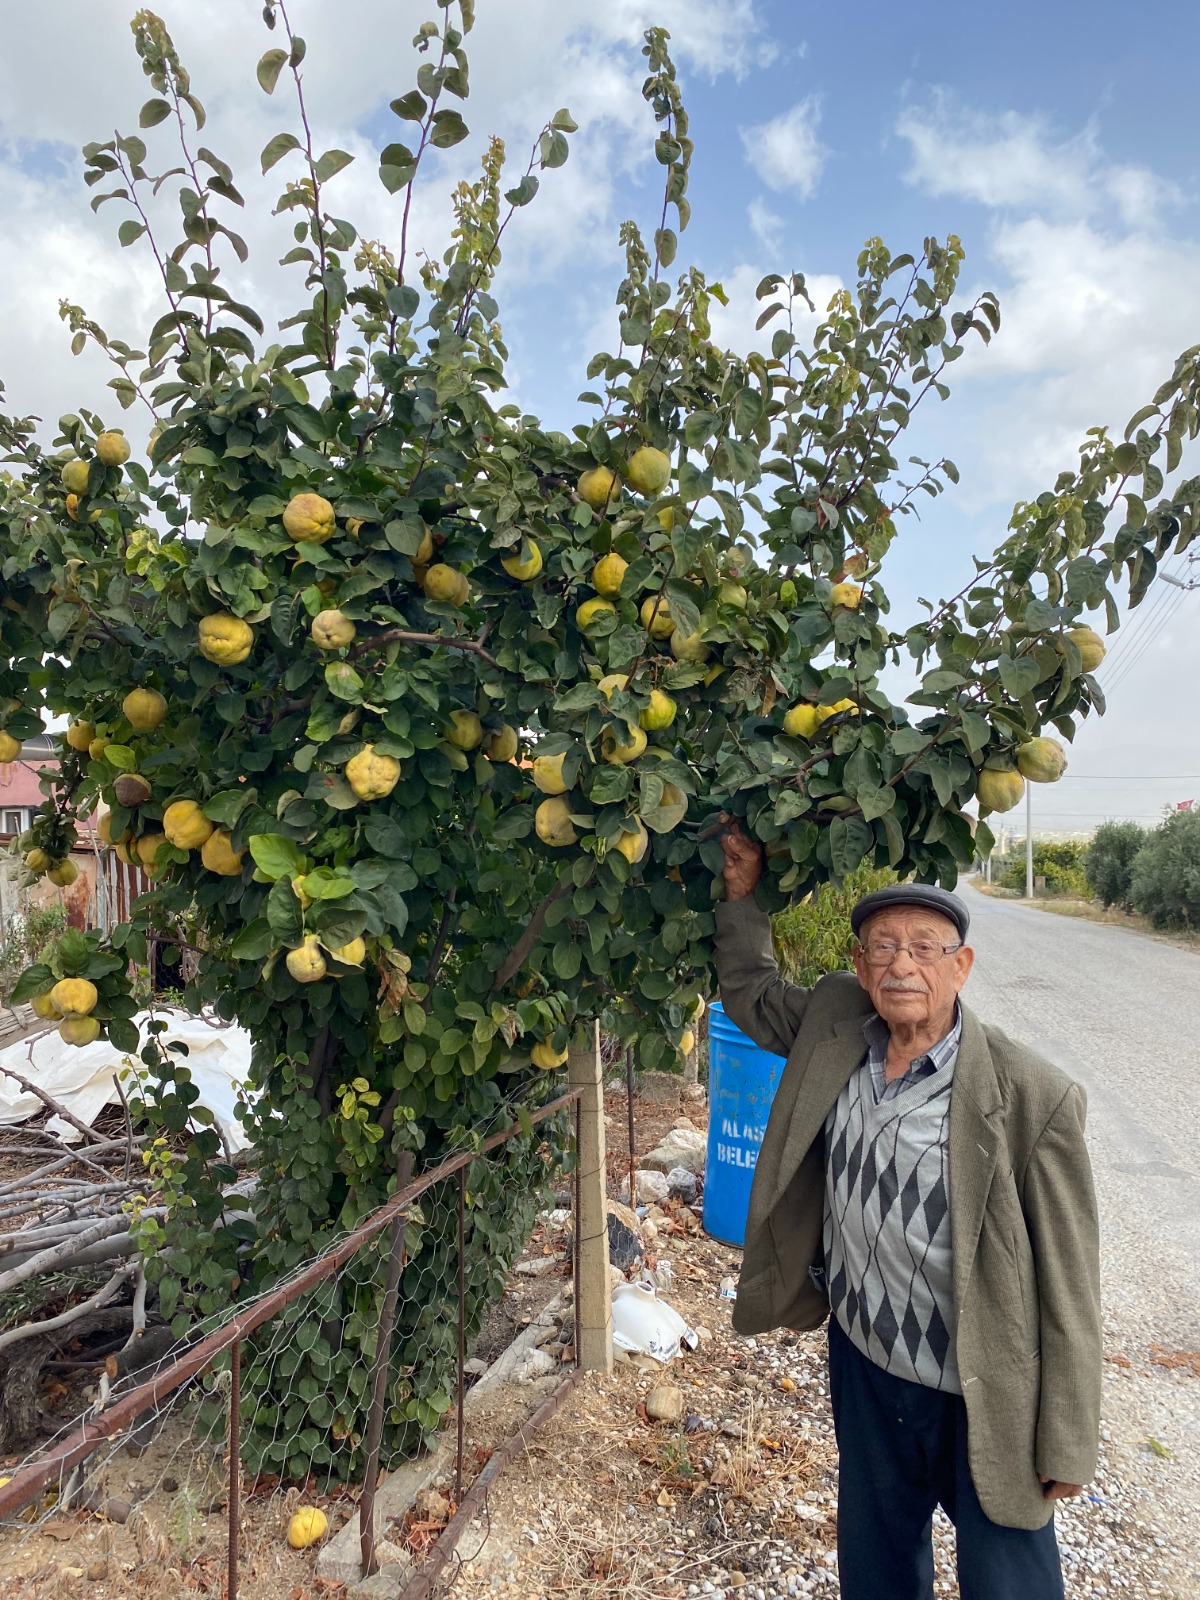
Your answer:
[314,149,354,183]
[249,834,308,881]
[551,108,578,132]
[118,220,147,248]
[257,48,289,94]
[538,130,569,169]
[139,98,172,128]
[230,919,275,960]
[325,662,365,701]
[386,285,420,319]
[430,110,469,149]
[204,789,255,827]
[266,877,304,945]
[102,743,137,771]
[390,91,428,121]
[655,228,677,268]
[10,964,55,1006]
[588,766,632,805]
[261,132,301,173]
[829,815,874,879]
[108,1018,141,1054]
[996,655,1041,699]
[504,174,539,208]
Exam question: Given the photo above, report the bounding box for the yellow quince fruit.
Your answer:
[282,492,336,543]
[123,688,168,731]
[483,724,519,762]
[639,690,676,731]
[423,563,470,606]
[976,766,1025,815]
[535,796,577,847]
[345,745,401,801]
[50,978,98,1017]
[95,431,131,467]
[1067,625,1106,672]
[577,465,618,511]
[286,935,327,984]
[627,446,671,496]
[783,704,822,740]
[592,552,628,596]
[1016,737,1067,783]
[201,828,246,876]
[501,540,543,580]
[198,613,254,667]
[61,458,90,494]
[601,724,648,764]
[163,800,213,851]
[575,597,617,632]
[532,753,569,794]
[639,596,674,640]
[311,609,356,650]
[60,1016,101,1047]
[326,936,366,967]
[446,709,483,750]
[612,817,649,865]
[65,721,94,751]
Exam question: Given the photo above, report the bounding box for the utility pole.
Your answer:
[1025,782,1034,899]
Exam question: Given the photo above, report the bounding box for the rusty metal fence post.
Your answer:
[228,1337,241,1600]
[359,1151,414,1579]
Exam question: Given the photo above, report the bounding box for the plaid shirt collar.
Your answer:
[862,1003,962,1104]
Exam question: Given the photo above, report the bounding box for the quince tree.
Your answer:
[2,6,1200,1477]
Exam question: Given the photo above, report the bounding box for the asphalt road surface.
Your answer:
[960,882,1199,1347]
[959,882,1199,1590]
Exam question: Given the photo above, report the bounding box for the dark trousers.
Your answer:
[828,1317,1065,1600]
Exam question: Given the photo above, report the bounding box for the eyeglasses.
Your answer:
[859,939,963,967]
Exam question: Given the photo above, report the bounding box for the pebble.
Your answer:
[645,1383,684,1423]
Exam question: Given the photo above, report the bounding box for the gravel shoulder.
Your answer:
[445,1067,1186,1600]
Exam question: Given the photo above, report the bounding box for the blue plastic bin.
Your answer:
[702,1002,787,1247]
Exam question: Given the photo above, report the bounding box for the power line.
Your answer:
[1099,562,1182,676]
[1104,581,1190,694]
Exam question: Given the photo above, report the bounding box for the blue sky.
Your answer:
[2,0,1198,832]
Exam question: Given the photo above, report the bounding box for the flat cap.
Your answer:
[850,884,970,942]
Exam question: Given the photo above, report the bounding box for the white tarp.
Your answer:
[0,1009,258,1152]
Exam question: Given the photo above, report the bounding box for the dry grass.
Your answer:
[974,884,1200,953]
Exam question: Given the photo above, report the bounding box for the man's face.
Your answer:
[852,907,974,1033]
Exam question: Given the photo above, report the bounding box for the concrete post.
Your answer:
[568,1021,612,1374]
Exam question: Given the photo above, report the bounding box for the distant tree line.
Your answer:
[986,812,1200,932]
[1085,811,1200,929]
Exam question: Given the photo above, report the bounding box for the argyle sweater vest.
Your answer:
[822,1057,960,1393]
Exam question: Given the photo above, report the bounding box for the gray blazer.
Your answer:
[715,895,1102,1531]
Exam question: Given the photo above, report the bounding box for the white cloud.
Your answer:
[747,197,784,256]
[740,98,827,198]
[895,94,1182,229]
[0,1,772,437]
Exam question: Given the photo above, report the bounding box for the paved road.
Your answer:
[960,883,1199,1594]
[960,882,1200,1348]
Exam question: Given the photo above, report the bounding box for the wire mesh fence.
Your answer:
[0,1086,586,1599]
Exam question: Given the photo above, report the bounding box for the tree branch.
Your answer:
[0,1262,137,1358]
[1,1059,108,1148]
[353,628,501,671]
[489,882,570,992]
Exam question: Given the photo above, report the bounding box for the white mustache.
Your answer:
[881,980,928,994]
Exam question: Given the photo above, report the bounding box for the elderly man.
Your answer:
[715,824,1101,1600]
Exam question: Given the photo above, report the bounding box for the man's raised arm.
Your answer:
[713,819,811,1058]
